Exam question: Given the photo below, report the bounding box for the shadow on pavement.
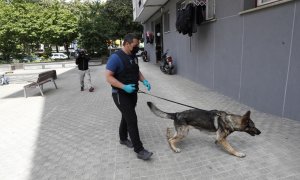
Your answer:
[26,66,127,179]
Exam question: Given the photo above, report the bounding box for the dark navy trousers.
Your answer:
[112,92,144,153]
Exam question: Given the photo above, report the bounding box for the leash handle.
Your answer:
[138,90,201,110]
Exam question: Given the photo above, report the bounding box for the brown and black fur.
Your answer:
[147,102,261,158]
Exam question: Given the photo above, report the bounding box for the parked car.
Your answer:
[50,53,68,60]
[22,55,41,63]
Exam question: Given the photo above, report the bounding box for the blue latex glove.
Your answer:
[143,80,151,91]
[122,84,136,93]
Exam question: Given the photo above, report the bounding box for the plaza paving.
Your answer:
[0,60,299,180]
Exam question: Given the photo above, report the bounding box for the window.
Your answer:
[164,11,170,32]
[205,0,215,20]
[257,0,281,6]
[194,0,216,20]
[241,0,292,13]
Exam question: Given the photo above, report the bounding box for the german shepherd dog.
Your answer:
[147,102,261,158]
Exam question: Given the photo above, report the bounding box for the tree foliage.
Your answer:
[77,0,143,55]
[0,1,22,61]
[0,0,142,62]
[104,0,142,40]
[0,0,78,61]
[77,1,113,56]
[40,1,78,56]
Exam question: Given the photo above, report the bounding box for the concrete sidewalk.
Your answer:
[0,60,299,180]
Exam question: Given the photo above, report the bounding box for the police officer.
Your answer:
[105,34,152,160]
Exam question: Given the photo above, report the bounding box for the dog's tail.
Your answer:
[147,101,176,120]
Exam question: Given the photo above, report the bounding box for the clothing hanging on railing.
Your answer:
[176,3,196,37]
[145,31,154,44]
[176,1,206,37]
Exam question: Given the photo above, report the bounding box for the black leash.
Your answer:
[138,90,201,110]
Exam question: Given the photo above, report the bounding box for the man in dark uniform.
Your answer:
[75,49,94,92]
[105,34,152,160]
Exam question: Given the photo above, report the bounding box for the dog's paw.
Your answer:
[173,148,181,153]
[236,152,246,158]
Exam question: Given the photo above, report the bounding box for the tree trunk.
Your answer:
[64,42,70,59]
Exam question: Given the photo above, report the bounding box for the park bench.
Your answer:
[23,70,57,98]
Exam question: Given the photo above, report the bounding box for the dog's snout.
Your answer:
[256,128,261,135]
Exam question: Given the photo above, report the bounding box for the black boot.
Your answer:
[120,139,133,148]
[137,149,153,160]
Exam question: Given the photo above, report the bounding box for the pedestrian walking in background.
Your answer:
[75,49,94,92]
[105,33,153,160]
[0,74,9,85]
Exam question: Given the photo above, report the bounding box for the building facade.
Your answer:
[132,0,300,121]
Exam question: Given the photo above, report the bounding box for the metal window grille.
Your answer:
[192,0,215,20]
[257,0,281,6]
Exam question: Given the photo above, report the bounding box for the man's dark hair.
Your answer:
[123,33,139,46]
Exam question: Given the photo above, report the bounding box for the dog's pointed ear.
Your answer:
[243,111,251,118]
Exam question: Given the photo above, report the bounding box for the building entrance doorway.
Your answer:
[155,21,163,63]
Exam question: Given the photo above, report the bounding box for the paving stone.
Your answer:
[0,61,300,180]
